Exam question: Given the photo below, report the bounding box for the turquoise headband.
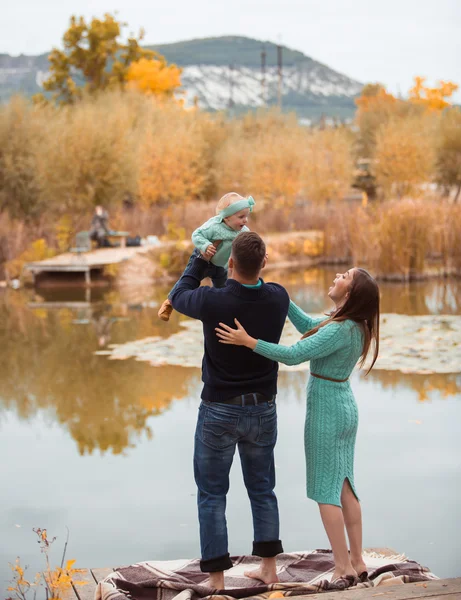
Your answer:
[218,196,255,222]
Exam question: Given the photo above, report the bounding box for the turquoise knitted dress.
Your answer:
[254,301,364,507]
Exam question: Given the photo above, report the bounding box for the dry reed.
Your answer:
[0,92,459,280]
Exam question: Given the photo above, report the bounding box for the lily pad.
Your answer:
[100,314,461,375]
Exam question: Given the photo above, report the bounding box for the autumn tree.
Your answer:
[39,13,160,104]
[126,57,182,99]
[409,77,459,111]
[302,128,354,203]
[355,83,415,158]
[214,111,307,203]
[374,117,435,198]
[436,108,461,201]
[0,97,45,220]
[138,106,211,206]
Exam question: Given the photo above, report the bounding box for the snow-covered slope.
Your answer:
[0,36,363,117]
[180,64,362,110]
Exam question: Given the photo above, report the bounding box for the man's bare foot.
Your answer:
[244,567,279,584]
[244,558,279,584]
[209,571,224,590]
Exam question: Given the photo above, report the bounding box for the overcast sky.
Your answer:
[3,0,460,100]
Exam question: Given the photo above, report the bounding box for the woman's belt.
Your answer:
[311,372,349,383]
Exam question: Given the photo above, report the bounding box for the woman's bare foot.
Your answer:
[245,558,279,584]
[331,567,357,583]
[351,557,367,577]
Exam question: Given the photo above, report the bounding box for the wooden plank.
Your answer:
[24,246,145,270]
[70,568,97,600]
[28,302,92,310]
[60,582,78,600]
[303,578,461,600]
[25,265,92,273]
[91,568,114,583]
[70,570,460,600]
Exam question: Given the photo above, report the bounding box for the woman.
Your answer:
[216,268,380,584]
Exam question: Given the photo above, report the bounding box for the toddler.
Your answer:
[158,192,255,321]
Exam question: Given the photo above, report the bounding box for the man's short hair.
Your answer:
[231,232,266,278]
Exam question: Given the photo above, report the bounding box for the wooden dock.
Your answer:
[63,548,461,600]
[24,246,149,286]
[65,569,461,600]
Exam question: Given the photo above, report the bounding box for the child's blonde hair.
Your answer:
[215,192,246,215]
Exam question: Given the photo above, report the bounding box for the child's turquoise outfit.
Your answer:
[253,301,364,507]
[191,217,250,267]
[168,197,254,300]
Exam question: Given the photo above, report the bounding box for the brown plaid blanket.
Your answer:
[95,550,437,600]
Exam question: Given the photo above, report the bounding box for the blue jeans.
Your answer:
[194,399,283,572]
[168,249,227,300]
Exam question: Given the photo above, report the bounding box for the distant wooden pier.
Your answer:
[24,246,148,286]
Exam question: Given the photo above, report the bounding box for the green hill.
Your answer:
[147,36,313,67]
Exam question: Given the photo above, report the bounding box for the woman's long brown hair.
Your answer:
[301,268,380,374]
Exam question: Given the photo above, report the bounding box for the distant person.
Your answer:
[157,193,254,322]
[89,205,111,248]
[216,268,380,584]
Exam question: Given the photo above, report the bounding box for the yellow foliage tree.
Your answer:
[38,13,162,104]
[302,128,354,203]
[126,57,182,99]
[214,111,307,203]
[36,92,139,214]
[355,83,398,112]
[409,76,459,111]
[0,97,45,220]
[374,117,435,198]
[355,83,413,157]
[5,238,56,279]
[138,107,210,205]
[436,108,461,201]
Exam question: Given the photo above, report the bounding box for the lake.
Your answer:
[1,267,460,596]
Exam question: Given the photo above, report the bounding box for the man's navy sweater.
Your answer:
[170,256,290,402]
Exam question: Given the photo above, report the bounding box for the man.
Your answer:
[171,232,289,589]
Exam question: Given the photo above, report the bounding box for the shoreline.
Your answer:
[4,230,461,288]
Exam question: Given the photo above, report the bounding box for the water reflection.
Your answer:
[0,289,199,455]
[364,370,461,402]
[1,270,461,589]
[275,266,461,315]
[1,270,460,456]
